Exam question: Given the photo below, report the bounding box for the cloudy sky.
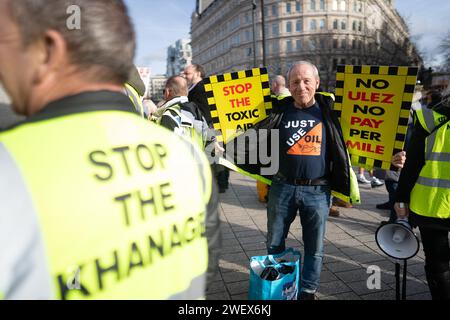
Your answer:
[124,0,450,75]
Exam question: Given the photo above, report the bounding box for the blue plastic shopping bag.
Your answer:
[248,248,301,300]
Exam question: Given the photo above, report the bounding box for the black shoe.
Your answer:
[376,202,391,210]
[371,178,384,188]
[298,291,315,300]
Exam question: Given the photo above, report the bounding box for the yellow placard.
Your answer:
[204,68,272,144]
[334,65,418,170]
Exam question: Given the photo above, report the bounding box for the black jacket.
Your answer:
[230,93,356,202]
[188,80,213,126]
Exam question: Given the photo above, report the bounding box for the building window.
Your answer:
[333,58,338,70]
[232,34,240,45]
[272,23,279,35]
[272,4,278,16]
[286,21,292,33]
[296,19,303,32]
[320,0,325,10]
[310,0,316,10]
[358,21,362,32]
[352,21,357,31]
[296,1,302,12]
[310,20,317,30]
[287,40,293,52]
[351,58,356,65]
[352,39,356,49]
[341,20,346,30]
[357,1,362,12]
[272,40,279,53]
[286,2,291,13]
[319,63,326,73]
[319,38,326,49]
[333,20,338,29]
[245,12,250,23]
[246,47,252,56]
[245,30,251,41]
[296,39,302,50]
[339,0,346,11]
[341,39,346,49]
[341,58,346,64]
[333,39,338,48]
[332,0,338,10]
[309,38,316,50]
[320,19,325,30]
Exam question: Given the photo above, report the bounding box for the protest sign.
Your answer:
[334,65,418,170]
[203,68,272,144]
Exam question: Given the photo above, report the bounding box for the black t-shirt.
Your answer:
[278,102,329,180]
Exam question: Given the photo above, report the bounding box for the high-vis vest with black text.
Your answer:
[0,94,211,299]
[410,108,450,218]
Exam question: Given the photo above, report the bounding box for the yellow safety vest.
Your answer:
[155,103,207,149]
[410,108,450,218]
[125,83,145,118]
[0,101,211,299]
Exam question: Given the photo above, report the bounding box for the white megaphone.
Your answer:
[375,218,420,260]
[375,218,420,300]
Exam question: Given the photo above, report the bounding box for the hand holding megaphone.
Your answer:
[392,218,411,244]
[394,202,409,219]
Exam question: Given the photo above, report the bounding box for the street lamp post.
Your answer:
[252,0,257,67]
[260,0,266,67]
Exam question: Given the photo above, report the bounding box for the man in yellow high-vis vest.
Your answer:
[0,0,218,300]
[125,66,147,118]
[395,89,450,300]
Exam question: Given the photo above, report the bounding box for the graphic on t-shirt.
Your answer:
[286,122,323,156]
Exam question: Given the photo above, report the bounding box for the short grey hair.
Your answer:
[9,0,135,84]
[286,61,320,84]
[165,76,188,97]
[272,75,286,87]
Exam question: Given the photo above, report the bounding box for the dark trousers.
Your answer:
[216,165,229,189]
[420,227,450,274]
[420,226,450,300]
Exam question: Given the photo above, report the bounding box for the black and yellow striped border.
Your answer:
[333,65,418,170]
[203,67,271,143]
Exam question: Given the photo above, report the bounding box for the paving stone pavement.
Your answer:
[207,171,432,301]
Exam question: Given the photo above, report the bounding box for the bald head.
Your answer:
[164,76,188,100]
[271,75,287,95]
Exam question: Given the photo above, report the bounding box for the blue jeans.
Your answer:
[267,175,331,293]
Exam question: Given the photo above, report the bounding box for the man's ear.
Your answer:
[163,88,170,100]
[34,30,68,84]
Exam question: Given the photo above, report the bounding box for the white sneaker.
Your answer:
[357,174,371,184]
[371,177,384,188]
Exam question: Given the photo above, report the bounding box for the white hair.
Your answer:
[286,61,320,83]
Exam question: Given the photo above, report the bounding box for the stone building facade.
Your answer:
[191,0,422,89]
